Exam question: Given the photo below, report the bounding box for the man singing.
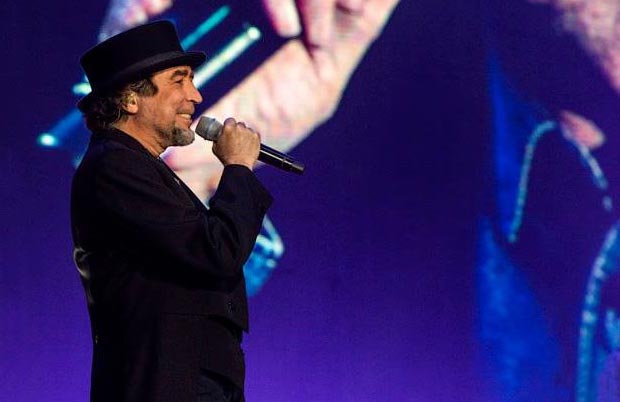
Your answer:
[71,21,271,402]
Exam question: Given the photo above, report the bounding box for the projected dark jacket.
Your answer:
[70,128,271,402]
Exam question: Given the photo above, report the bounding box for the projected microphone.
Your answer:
[195,116,305,175]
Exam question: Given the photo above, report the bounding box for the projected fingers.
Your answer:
[261,0,302,37]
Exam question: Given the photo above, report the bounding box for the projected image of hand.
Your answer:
[528,0,620,93]
[99,0,174,41]
[163,0,400,200]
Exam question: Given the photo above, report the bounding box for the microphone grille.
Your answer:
[195,116,222,141]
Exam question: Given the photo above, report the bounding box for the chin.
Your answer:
[172,127,195,147]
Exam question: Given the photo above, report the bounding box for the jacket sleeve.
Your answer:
[91,147,272,280]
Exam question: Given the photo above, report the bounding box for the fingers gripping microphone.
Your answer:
[195,117,305,175]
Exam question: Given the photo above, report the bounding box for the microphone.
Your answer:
[195,116,305,175]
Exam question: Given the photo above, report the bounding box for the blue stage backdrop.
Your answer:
[2,1,619,401]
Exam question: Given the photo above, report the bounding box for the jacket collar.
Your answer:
[93,127,210,211]
[93,127,159,158]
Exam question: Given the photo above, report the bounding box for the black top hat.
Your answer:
[78,20,206,110]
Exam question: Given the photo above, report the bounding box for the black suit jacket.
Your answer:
[71,128,272,402]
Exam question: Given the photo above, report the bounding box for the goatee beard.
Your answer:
[170,127,195,147]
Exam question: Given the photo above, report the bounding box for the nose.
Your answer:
[187,81,203,104]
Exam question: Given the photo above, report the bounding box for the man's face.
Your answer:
[136,65,203,147]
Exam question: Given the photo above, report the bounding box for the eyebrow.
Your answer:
[169,68,194,80]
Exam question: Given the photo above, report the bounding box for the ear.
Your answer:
[121,92,139,114]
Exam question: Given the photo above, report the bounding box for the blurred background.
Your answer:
[2,0,619,401]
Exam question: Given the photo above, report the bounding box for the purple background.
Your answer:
[5,0,615,401]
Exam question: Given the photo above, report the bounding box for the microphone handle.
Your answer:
[259,144,305,174]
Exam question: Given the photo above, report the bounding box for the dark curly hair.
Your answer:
[79,78,158,132]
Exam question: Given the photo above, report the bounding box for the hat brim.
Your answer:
[77,50,206,110]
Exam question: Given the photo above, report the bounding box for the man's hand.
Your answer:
[212,118,261,170]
